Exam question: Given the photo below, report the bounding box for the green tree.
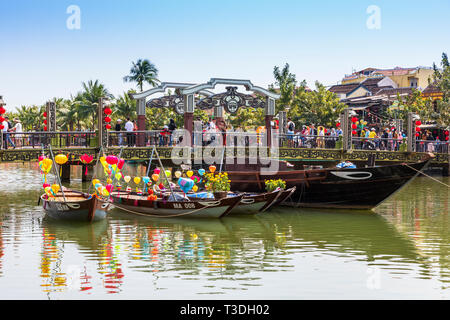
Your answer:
[432,52,450,127]
[76,80,114,129]
[290,81,346,128]
[112,92,137,121]
[388,89,434,123]
[227,108,264,130]
[269,63,297,113]
[123,59,160,92]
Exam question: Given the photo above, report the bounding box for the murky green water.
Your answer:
[0,163,448,299]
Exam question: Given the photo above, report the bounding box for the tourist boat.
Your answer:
[109,191,244,218]
[187,187,296,216]
[225,155,434,210]
[40,190,110,222]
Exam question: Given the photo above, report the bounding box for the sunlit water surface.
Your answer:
[0,162,448,299]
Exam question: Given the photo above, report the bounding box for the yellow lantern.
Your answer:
[186,170,193,178]
[51,184,60,194]
[92,179,100,186]
[134,177,141,185]
[55,154,68,165]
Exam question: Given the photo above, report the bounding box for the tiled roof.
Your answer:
[373,87,414,96]
[328,83,360,94]
[422,82,441,94]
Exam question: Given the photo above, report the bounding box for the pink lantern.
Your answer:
[106,155,119,165]
[154,168,161,175]
[118,158,125,170]
[106,184,114,193]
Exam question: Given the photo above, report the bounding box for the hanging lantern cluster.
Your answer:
[104,106,112,130]
[415,120,421,137]
[43,111,48,131]
[0,105,5,130]
[351,116,358,135]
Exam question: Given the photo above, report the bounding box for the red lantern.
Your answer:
[104,107,112,115]
[352,124,357,130]
[352,130,357,135]
[105,124,112,130]
[0,116,4,123]
[43,119,47,125]
[446,136,449,141]
[351,117,358,123]
[0,124,4,130]
[415,127,421,132]
[445,130,449,136]
[336,122,341,127]
[415,133,420,137]
[44,126,48,131]
[43,112,47,117]
[415,120,421,126]
[0,107,5,114]
[104,116,111,123]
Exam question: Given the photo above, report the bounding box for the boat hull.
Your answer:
[41,191,110,222]
[228,159,431,210]
[110,193,244,218]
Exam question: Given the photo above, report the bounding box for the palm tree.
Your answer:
[123,59,159,92]
[76,80,114,129]
[112,92,137,120]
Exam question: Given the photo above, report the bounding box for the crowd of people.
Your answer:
[1,116,23,149]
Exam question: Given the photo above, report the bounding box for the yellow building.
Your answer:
[342,67,434,90]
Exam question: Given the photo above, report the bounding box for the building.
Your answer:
[329,77,397,100]
[341,66,434,90]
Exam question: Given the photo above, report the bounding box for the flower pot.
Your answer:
[213,191,228,200]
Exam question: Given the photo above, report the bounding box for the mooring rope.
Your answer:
[112,199,222,218]
[405,164,450,188]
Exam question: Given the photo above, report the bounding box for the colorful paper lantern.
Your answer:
[55,154,68,165]
[104,116,111,123]
[106,155,119,165]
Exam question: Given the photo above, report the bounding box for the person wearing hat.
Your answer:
[115,119,123,146]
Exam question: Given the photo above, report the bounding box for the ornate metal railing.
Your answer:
[0,131,97,149]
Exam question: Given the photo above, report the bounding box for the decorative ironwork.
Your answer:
[196,86,265,114]
[147,94,185,115]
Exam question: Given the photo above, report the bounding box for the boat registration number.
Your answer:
[54,203,70,211]
[173,203,196,209]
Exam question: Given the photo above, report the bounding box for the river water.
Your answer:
[0,162,448,300]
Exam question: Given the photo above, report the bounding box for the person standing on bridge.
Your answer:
[115,119,123,146]
[2,116,15,149]
[125,118,134,147]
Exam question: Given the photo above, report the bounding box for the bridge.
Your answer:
[0,131,448,181]
[1,78,448,178]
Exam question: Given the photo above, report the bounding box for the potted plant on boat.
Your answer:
[205,172,231,200]
[265,179,286,193]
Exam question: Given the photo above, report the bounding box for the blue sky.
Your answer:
[1,0,449,110]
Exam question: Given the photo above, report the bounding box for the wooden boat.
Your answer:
[226,155,434,210]
[109,191,244,218]
[187,187,296,216]
[40,190,110,222]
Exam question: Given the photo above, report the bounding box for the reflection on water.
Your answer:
[0,163,448,299]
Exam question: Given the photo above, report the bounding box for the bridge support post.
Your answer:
[407,112,416,152]
[82,164,94,182]
[183,94,195,148]
[265,97,276,148]
[137,98,146,147]
[98,98,107,148]
[342,108,352,152]
[60,164,71,182]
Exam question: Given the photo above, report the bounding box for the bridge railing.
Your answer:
[1,131,97,149]
[107,130,170,147]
